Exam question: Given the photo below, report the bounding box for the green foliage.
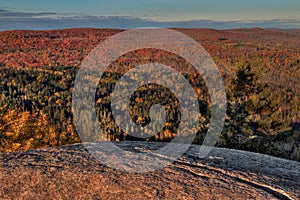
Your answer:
[220,61,296,160]
[226,61,290,137]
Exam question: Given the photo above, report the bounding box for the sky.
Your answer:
[0,0,300,30]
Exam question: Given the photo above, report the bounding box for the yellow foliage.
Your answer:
[135,98,143,103]
[0,109,58,152]
[136,116,144,123]
[96,98,102,104]
[165,122,171,127]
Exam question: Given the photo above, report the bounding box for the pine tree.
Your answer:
[226,61,290,139]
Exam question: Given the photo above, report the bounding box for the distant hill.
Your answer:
[1,28,300,68]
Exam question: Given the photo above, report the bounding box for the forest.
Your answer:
[0,28,299,161]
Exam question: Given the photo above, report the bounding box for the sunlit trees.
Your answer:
[0,108,57,152]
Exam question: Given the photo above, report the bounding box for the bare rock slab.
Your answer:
[1,142,299,200]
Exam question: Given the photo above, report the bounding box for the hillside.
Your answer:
[0,28,299,161]
[0,28,299,121]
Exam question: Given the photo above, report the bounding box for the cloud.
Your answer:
[0,8,299,30]
[0,8,56,18]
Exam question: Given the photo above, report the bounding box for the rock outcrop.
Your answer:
[1,142,299,199]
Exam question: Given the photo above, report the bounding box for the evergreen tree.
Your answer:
[226,61,290,140]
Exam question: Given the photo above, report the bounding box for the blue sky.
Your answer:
[0,0,299,30]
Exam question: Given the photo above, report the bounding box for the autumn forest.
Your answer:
[0,28,299,161]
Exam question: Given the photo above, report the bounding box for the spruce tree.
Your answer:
[226,61,290,139]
